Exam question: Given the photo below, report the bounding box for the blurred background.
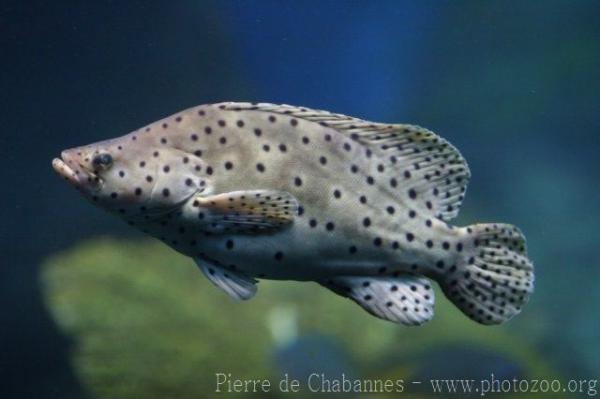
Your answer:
[1,1,599,398]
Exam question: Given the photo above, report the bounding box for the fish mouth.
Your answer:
[52,155,80,186]
[52,150,102,191]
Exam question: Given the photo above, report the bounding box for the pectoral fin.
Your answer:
[192,189,299,233]
[195,258,258,300]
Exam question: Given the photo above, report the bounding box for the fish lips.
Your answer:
[52,150,102,192]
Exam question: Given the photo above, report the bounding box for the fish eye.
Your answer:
[92,153,113,168]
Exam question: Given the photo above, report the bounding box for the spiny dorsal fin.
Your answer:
[217,102,470,221]
[190,189,298,234]
[321,274,435,326]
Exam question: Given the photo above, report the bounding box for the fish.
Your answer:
[52,102,534,326]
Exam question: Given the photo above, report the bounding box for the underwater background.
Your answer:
[2,1,599,398]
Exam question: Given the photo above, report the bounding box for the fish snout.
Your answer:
[52,148,84,186]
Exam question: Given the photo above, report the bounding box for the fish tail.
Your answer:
[440,223,534,325]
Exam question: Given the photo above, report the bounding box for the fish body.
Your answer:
[53,102,534,326]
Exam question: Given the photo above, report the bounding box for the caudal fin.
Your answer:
[441,223,534,325]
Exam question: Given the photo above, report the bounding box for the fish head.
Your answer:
[53,134,207,219]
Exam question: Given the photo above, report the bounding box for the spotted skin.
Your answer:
[52,102,534,326]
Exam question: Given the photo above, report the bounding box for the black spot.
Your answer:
[302,136,309,144]
[146,175,153,182]
[349,246,357,254]
[263,144,270,152]
[319,156,327,165]
[219,137,227,145]
[162,188,170,197]
[436,260,445,269]
[386,206,395,215]
[226,240,234,249]
[268,115,276,123]
[163,165,170,173]
[324,134,331,141]
[359,195,367,204]
[218,120,226,127]
[333,189,341,199]
[206,166,213,175]
[183,157,189,164]
[309,219,317,228]
[408,189,417,199]
[294,177,302,186]
[297,206,304,216]
[373,237,382,246]
[205,126,212,134]
[236,120,244,127]
[351,164,358,173]
[153,151,159,157]
[456,243,464,252]
[364,295,372,301]
[362,217,371,227]
[408,209,416,218]
[406,233,414,242]
[256,163,265,173]
[254,128,262,136]
[343,142,351,151]
[426,240,433,248]
[118,170,125,178]
[110,192,118,199]
[185,178,193,186]
[326,222,335,231]
[366,176,375,185]
[290,118,298,127]
[274,251,284,261]
[139,161,146,168]
[135,188,142,196]
[224,161,233,170]
[442,242,450,250]
[279,144,287,152]
[404,170,411,179]
[425,219,432,227]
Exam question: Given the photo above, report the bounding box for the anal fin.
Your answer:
[321,274,435,326]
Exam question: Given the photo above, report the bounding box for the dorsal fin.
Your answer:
[217,102,470,221]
